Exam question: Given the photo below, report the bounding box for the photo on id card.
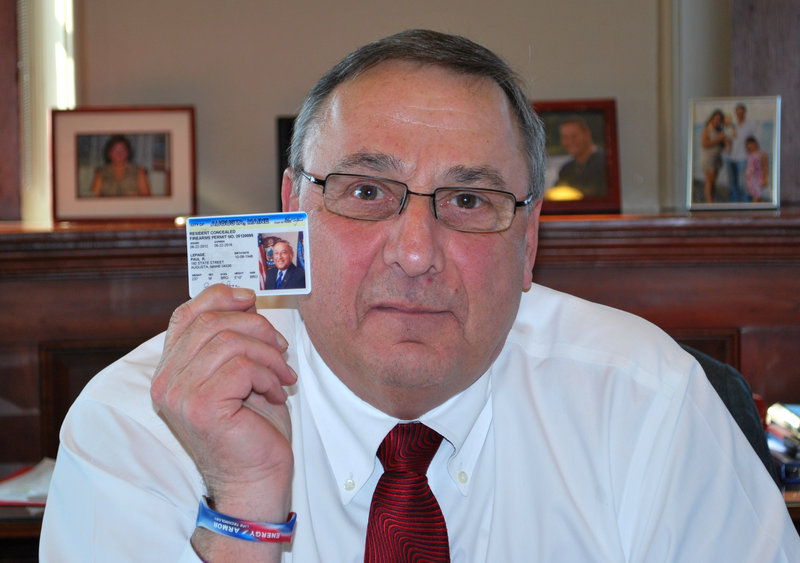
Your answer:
[186,212,310,297]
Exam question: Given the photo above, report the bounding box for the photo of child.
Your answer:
[745,136,769,202]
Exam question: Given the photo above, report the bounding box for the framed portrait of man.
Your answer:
[532,98,620,214]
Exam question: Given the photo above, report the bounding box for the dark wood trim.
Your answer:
[537,211,800,267]
[0,223,188,280]
[0,0,20,220]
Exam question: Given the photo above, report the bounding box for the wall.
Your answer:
[732,0,800,204]
[75,0,666,215]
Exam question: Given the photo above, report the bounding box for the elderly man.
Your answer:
[40,30,798,562]
[264,240,305,290]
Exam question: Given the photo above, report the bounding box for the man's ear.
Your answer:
[522,199,543,291]
[281,169,299,212]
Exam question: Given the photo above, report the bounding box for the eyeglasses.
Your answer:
[299,170,533,233]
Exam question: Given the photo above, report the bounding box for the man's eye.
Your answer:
[450,192,488,210]
[351,183,383,201]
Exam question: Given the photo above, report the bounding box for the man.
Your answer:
[264,240,306,290]
[40,30,798,562]
[727,103,759,202]
[554,116,607,197]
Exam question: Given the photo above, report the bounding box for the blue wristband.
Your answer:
[196,496,296,543]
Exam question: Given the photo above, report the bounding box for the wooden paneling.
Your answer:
[1,213,799,462]
[0,223,188,462]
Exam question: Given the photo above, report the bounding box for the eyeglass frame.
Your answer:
[298,170,535,233]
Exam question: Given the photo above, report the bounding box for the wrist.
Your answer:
[203,488,292,530]
[205,466,292,522]
[196,496,296,543]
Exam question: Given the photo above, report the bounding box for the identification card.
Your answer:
[186,212,311,297]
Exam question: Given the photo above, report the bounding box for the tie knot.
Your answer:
[377,423,443,474]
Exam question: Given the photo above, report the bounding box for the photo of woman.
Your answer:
[90,134,152,197]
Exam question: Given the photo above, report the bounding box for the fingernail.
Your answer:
[232,288,255,301]
[287,365,298,383]
[276,332,289,351]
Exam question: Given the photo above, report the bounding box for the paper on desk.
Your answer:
[0,458,55,506]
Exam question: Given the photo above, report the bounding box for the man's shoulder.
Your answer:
[73,333,166,419]
[589,148,606,162]
[512,284,664,339]
[507,285,685,379]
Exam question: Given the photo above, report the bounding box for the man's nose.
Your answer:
[382,192,445,278]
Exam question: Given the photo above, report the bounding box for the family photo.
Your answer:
[688,96,780,209]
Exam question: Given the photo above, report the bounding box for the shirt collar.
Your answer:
[297,326,493,505]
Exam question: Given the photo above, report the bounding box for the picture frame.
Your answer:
[532,98,620,214]
[687,96,780,210]
[51,106,196,222]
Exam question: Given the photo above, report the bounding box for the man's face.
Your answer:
[736,106,746,121]
[273,242,293,271]
[559,122,592,158]
[284,61,540,418]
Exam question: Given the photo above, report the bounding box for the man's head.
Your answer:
[272,241,294,271]
[735,103,747,122]
[558,117,594,162]
[288,29,545,200]
[281,30,545,418]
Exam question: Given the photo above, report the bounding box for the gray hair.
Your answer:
[288,29,545,200]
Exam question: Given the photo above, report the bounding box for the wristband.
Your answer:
[196,496,296,543]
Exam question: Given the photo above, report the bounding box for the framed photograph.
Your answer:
[532,98,620,214]
[52,106,196,222]
[687,96,780,210]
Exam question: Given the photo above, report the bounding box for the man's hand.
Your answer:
[150,284,297,560]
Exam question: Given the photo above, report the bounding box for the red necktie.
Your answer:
[364,422,450,562]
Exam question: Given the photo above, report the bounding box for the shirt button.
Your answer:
[344,479,356,491]
[458,471,469,484]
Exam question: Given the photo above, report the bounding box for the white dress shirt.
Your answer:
[730,118,759,161]
[39,284,800,561]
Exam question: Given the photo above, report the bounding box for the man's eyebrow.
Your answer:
[333,155,507,190]
[334,152,403,175]
[446,165,506,190]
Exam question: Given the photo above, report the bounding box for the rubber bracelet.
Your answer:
[196,496,296,543]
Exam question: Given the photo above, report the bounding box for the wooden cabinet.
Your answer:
[1,213,800,464]
[0,223,188,463]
